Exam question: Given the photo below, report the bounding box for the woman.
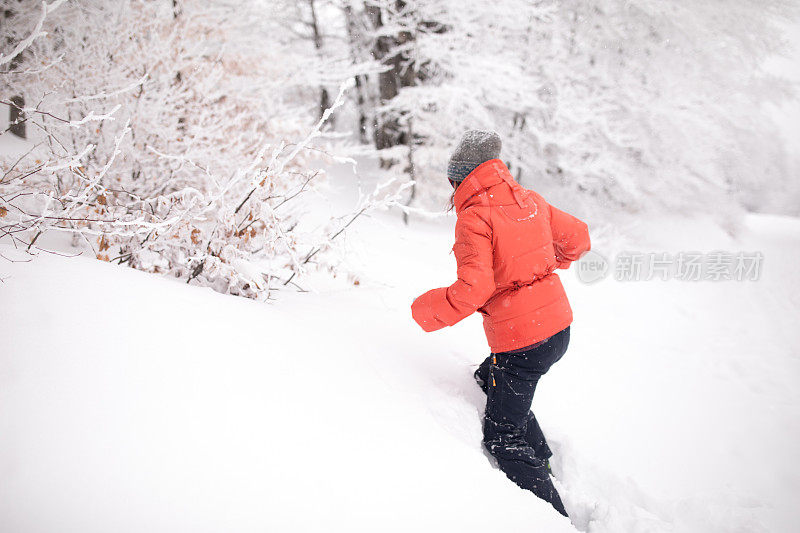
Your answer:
[410,130,590,517]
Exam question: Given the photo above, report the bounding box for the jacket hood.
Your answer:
[453,159,531,214]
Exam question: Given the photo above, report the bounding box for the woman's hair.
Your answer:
[447,181,458,212]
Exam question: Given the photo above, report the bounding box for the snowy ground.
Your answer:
[1,158,799,532]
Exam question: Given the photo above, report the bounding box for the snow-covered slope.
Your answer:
[2,162,799,532]
[0,222,576,533]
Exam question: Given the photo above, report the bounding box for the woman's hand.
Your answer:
[411,289,448,332]
[554,256,572,269]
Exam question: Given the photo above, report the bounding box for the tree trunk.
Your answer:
[366,1,416,156]
[4,4,26,139]
[343,2,370,143]
[8,95,25,139]
[308,0,333,124]
[402,117,416,225]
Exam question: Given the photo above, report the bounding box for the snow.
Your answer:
[1,160,799,531]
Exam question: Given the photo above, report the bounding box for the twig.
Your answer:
[0,0,66,66]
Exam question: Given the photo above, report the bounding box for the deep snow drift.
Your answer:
[1,161,799,532]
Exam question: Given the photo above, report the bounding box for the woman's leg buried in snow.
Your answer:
[480,326,570,517]
[476,357,553,460]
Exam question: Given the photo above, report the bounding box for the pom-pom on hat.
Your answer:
[447,130,502,184]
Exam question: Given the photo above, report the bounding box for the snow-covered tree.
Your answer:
[344,0,799,224]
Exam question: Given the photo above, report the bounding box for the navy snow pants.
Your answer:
[475,326,570,517]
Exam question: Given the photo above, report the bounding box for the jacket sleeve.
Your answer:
[549,203,590,268]
[411,209,496,332]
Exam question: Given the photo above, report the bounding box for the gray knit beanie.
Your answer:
[447,130,502,184]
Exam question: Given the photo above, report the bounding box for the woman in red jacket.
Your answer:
[411,130,590,517]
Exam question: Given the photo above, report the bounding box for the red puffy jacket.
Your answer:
[411,159,590,353]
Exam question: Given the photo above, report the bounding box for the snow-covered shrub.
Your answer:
[0,0,400,297]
